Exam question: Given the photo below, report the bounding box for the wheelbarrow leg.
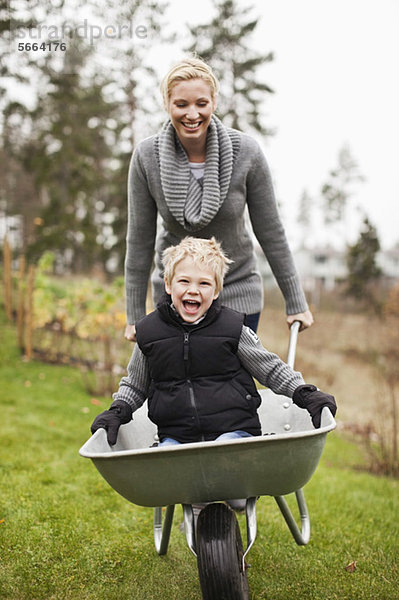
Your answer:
[274,488,310,545]
[153,505,175,555]
[243,496,257,566]
[182,503,197,556]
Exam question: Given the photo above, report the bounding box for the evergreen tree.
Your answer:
[345,217,382,307]
[1,99,33,247]
[1,0,172,273]
[96,0,171,149]
[90,0,173,270]
[0,1,80,255]
[20,43,122,272]
[321,144,364,225]
[0,0,66,108]
[186,0,274,136]
[297,188,313,247]
[0,0,38,99]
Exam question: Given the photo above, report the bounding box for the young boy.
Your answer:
[91,237,336,446]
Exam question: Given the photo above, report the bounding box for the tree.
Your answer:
[345,217,382,308]
[0,0,39,101]
[0,1,85,256]
[91,0,173,271]
[0,0,68,112]
[321,144,364,226]
[297,188,313,247]
[95,0,172,149]
[17,42,123,272]
[186,0,274,136]
[1,0,172,273]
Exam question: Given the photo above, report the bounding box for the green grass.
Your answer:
[1,317,398,600]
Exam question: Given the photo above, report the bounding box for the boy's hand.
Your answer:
[90,400,133,445]
[292,385,337,428]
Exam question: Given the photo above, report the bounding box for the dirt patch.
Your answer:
[257,307,386,426]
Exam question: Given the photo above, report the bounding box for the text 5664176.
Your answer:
[18,42,66,51]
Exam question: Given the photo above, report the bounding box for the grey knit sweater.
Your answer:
[125,126,308,324]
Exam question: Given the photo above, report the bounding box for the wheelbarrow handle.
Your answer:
[287,320,301,369]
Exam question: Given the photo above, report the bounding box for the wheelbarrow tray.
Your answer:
[79,389,336,507]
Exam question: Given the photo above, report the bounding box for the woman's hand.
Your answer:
[124,323,137,342]
[286,310,314,332]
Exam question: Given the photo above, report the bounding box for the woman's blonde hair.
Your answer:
[162,237,232,294]
[160,56,219,110]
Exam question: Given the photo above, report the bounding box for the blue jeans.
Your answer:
[158,430,253,447]
[244,313,260,333]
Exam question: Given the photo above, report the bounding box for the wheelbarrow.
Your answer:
[79,322,336,599]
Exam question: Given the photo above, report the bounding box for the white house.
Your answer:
[0,213,23,250]
[256,243,399,293]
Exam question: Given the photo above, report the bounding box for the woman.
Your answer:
[124,56,313,341]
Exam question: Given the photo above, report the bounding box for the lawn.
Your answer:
[1,314,398,600]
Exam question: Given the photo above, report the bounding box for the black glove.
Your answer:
[90,400,133,445]
[292,384,337,428]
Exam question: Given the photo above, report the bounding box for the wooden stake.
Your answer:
[25,265,35,361]
[17,255,26,351]
[2,235,12,320]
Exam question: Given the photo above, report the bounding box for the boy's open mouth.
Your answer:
[183,299,201,313]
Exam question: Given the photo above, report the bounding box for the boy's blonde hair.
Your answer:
[160,56,219,110]
[162,237,232,294]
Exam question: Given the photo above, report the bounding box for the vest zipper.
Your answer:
[183,332,189,361]
[183,331,201,433]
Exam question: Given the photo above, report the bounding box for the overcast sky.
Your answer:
[158,0,399,249]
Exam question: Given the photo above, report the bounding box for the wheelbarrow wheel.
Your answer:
[196,502,249,600]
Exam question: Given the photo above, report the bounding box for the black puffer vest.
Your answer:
[135,298,262,443]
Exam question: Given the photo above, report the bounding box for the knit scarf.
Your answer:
[157,115,238,232]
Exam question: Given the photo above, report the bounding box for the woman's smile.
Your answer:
[182,121,202,131]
